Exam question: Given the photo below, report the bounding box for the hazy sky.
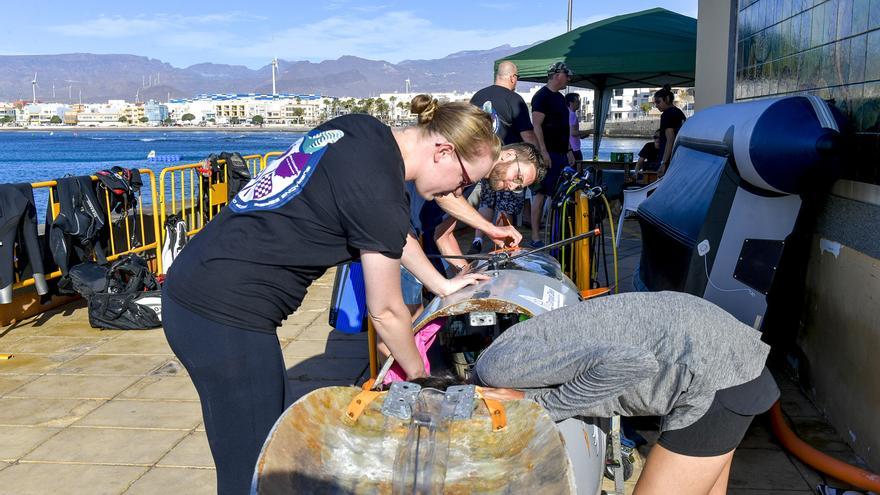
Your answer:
[5,0,698,68]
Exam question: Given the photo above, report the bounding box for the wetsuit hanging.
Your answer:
[45,175,108,295]
[0,183,49,304]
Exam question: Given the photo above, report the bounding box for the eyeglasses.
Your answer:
[512,73,519,78]
[455,151,474,189]
[509,158,525,193]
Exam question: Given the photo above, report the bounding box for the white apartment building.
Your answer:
[0,103,15,122]
[15,103,69,125]
[166,93,328,125]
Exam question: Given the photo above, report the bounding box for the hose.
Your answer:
[559,181,580,273]
[769,402,880,492]
[600,194,619,293]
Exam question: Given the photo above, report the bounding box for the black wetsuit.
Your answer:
[0,184,48,303]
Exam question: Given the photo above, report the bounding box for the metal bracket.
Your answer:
[381,382,421,420]
[610,415,625,495]
[443,385,477,420]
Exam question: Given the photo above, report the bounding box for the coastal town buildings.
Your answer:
[144,100,169,123]
[0,86,692,128]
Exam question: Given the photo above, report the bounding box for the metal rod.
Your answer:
[508,228,600,262]
[567,0,573,32]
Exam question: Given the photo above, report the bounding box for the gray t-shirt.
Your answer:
[475,291,777,431]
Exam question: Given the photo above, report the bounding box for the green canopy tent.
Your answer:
[500,8,697,159]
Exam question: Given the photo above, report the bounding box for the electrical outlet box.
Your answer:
[697,239,711,257]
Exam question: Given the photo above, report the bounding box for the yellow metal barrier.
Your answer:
[13,169,162,291]
[11,151,285,287]
[156,152,280,273]
[262,151,283,171]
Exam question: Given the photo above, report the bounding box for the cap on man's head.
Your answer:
[547,62,573,76]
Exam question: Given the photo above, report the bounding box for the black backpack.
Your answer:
[218,151,253,200]
[105,254,160,294]
[95,167,143,215]
[82,254,162,330]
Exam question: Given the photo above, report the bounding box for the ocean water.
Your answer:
[0,130,646,222]
[0,130,300,222]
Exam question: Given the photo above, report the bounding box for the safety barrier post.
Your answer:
[574,191,592,291]
[262,151,283,172]
[16,169,161,291]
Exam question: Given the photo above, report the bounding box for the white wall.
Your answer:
[695,0,737,110]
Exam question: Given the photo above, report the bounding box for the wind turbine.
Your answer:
[31,73,37,104]
[271,57,278,95]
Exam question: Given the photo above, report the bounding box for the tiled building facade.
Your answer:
[735,0,880,184]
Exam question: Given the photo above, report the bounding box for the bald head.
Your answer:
[495,61,519,90]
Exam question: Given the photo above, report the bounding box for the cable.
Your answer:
[702,254,755,296]
[600,193,619,294]
[559,181,579,273]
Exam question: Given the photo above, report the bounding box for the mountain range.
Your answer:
[0,44,537,102]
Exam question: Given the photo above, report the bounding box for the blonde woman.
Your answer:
[162,95,500,494]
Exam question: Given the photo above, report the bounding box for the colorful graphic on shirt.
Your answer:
[482,101,500,135]
[229,129,344,211]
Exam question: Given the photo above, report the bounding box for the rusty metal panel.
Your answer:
[252,386,576,495]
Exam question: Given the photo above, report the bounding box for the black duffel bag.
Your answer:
[88,290,161,330]
[66,262,110,297]
[83,254,162,330]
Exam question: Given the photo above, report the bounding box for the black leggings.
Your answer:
[162,294,292,495]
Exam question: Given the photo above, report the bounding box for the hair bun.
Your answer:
[410,94,439,124]
[662,84,672,91]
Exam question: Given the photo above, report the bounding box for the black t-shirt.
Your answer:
[470,85,534,145]
[164,114,410,332]
[638,142,661,171]
[530,86,570,153]
[658,106,687,162]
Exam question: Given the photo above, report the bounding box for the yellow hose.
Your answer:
[600,194,619,293]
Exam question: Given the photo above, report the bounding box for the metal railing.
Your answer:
[156,152,280,273]
[11,151,283,292]
[13,169,161,292]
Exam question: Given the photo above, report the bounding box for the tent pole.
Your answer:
[567,0,573,32]
[592,87,611,160]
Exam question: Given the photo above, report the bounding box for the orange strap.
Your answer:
[343,379,382,424]
[579,287,611,300]
[344,381,508,431]
[475,388,508,432]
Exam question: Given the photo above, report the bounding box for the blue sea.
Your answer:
[0,130,645,222]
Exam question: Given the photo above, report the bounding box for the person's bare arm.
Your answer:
[635,156,646,175]
[435,193,522,247]
[520,129,538,147]
[361,250,426,379]
[531,111,551,164]
[400,233,489,295]
[659,128,676,175]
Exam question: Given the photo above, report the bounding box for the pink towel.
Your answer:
[383,317,446,384]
